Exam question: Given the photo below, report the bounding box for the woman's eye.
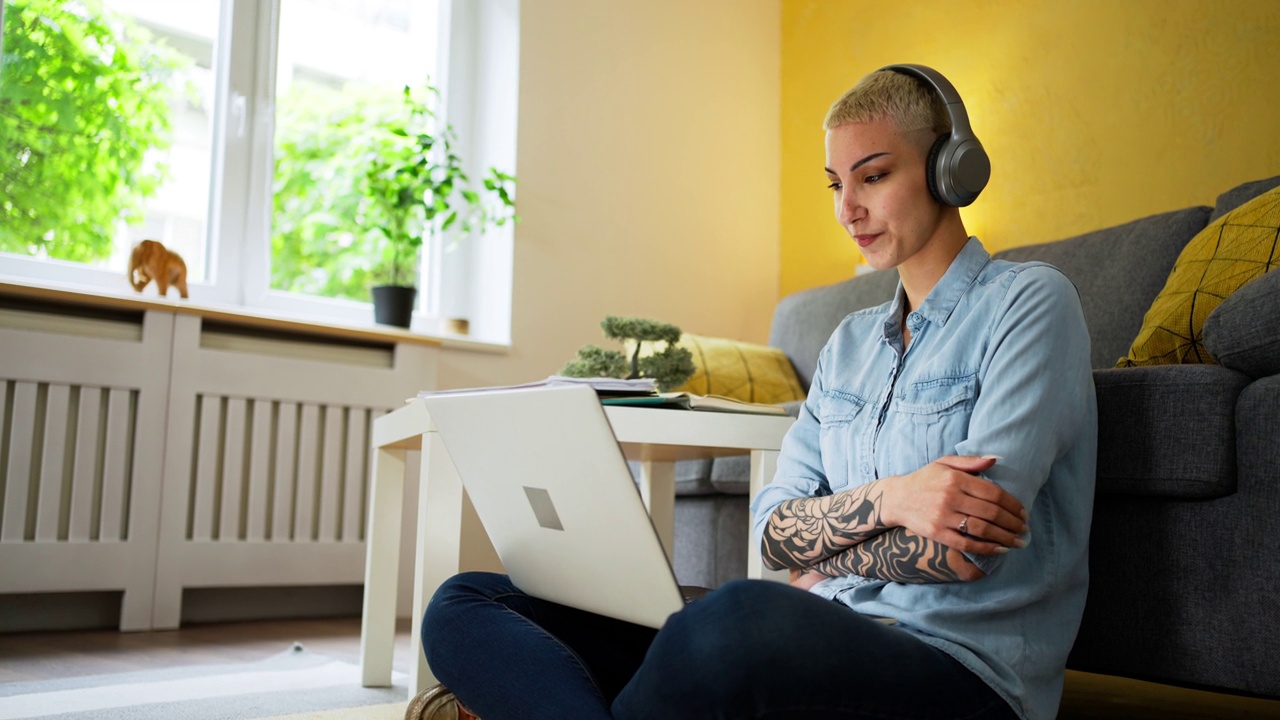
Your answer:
[827,181,841,191]
[865,173,887,183]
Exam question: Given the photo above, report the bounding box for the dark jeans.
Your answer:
[422,572,1020,720]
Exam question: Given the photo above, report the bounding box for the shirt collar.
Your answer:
[881,236,990,340]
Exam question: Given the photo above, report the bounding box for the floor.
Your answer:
[0,616,413,685]
[2,617,1278,719]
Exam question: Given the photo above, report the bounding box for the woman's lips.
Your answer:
[855,233,880,248]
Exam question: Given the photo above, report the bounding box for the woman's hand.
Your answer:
[878,455,1029,555]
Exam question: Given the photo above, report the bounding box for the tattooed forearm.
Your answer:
[808,528,981,583]
[761,481,890,570]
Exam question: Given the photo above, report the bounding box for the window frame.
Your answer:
[0,0,518,344]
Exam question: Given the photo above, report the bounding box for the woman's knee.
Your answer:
[431,571,513,602]
[652,581,803,673]
[421,572,514,647]
[617,581,806,717]
[711,577,800,609]
[679,579,805,634]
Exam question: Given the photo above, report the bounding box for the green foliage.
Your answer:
[1,1,516,304]
[270,83,399,299]
[271,81,518,298]
[560,315,696,391]
[637,346,696,390]
[560,344,628,379]
[601,316,682,344]
[0,0,184,261]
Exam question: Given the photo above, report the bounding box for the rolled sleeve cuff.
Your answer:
[962,549,1005,577]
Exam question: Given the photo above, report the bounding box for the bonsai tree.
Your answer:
[561,316,696,392]
[361,84,516,288]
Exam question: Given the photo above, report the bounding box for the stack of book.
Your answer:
[599,391,789,415]
[418,376,789,416]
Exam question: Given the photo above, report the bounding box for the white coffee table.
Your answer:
[358,397,794,696]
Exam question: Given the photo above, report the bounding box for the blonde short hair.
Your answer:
[823,69,949,137]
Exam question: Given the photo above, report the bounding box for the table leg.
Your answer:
[407,430,468,695]
[637,459,676,563]
[747,449,787,582]
[408,432,503,696]
[360,446,406,687]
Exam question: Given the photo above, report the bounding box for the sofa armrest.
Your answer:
[701,373,1246,501]
[629,459,717,496]
[1094,365,1250,499]
[1237,372,1280,483]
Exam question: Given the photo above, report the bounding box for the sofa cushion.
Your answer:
[714,369,1246,500]
[672,494,749,588]
[1094,365,1249,498]
[1119,186,1280,368]
[709,454,751,495]
[1208,174,1280,223]
[993,207,1209,369]
[1202,269,1280,379]
[672,334,805,404]
[770,269,900,389]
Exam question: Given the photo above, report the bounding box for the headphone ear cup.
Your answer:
[926,133,950,206]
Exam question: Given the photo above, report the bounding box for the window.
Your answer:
[1,0,216,284]
[0,0,517,341]
[269,1,438,304]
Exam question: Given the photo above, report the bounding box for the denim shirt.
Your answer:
[751,238,1097,720]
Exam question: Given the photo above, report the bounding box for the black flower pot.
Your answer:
[371,285,417,328]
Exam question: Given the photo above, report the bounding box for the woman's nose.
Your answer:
[837,186,862,226]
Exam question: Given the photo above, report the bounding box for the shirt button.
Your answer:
[861,463,870,474]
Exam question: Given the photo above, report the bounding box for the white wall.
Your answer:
[436,0,782,390]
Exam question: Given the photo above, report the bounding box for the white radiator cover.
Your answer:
[0,307,436,630]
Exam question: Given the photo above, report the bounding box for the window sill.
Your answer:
[0,276,511,352]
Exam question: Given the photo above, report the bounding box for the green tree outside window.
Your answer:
[271,81,516,302]
[0,0,182,262]
[3,0,497,307]
[270,82,402,301]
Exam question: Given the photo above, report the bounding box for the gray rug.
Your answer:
[0,643,407,720]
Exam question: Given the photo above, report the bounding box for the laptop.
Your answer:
[421,384,692,629]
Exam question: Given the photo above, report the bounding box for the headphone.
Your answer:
[879,64,990,207]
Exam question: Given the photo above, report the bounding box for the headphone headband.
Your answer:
[877,64,990,207]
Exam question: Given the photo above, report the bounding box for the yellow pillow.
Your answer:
[1119,186,1280,367]
[670,334,806,404]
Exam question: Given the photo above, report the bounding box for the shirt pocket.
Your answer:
[894,373,977,466]
[817,390,868,491]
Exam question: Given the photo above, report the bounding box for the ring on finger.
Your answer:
[958,515,969,535]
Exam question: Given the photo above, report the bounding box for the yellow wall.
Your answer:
[780,0,1280,296]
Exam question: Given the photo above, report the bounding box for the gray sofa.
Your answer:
[667,174,1280,699]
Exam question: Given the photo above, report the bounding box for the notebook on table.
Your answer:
[421,385,693,629]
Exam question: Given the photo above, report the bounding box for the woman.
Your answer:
[416,65,1096,720]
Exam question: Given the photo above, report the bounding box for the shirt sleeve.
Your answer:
[954,265,1096,575]
[749,344,835,549]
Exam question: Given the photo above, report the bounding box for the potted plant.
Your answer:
[360,84,516,328]
[561,316,697,391]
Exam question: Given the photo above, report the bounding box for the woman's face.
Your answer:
[824,118,947,273]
